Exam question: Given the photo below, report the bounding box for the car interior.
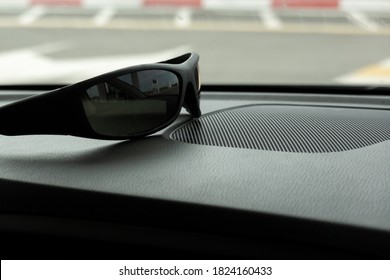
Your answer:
[0,0,390,259]
[1,84,390,259]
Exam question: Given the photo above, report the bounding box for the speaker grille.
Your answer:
[170,105,390,153]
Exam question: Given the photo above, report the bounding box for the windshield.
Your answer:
[0,0,389,86]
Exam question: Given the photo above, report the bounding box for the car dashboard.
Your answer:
[0,85,390,259]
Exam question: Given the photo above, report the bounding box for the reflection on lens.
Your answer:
[82,70,180,137]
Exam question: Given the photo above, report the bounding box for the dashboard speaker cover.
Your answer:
[170,105,390,153]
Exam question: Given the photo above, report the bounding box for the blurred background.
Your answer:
[0,0,389,85]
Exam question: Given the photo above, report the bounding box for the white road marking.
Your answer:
[259,7,282,30]
[335,57,390,85]
[346,11,380,32]
[18,6,46,26]
[174,8,192,28]
[1,15,390,36]
[0,43,192,84]
[336,76,390,85]
[93,7,116,26]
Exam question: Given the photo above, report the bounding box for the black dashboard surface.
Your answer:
[1,88,390,259]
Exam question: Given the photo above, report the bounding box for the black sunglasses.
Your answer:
[0,53,201,140]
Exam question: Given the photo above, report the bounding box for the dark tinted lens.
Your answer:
[82,70,180,137]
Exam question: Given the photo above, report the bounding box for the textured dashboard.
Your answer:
[170,105,390,153]
[1,89,390,258]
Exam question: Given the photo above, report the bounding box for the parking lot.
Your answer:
[0,5,389,85]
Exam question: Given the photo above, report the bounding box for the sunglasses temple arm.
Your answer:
[0,88,82,137]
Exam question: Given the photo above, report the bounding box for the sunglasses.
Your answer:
[0,53,201,140]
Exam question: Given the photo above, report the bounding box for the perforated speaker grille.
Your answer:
[170,105,390,153]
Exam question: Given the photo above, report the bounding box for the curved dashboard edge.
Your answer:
[0,178,389,259]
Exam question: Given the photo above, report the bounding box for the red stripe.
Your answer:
[144,0,201,7]
[31,0,81,5]
[272,0,339,8]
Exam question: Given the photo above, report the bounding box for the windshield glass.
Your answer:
[0,0,389,86]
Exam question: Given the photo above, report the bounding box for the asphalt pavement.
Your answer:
[0,8,389,85]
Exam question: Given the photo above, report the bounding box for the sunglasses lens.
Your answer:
[82,70,180,137]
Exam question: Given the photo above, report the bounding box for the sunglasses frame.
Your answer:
[0,53,201,140]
